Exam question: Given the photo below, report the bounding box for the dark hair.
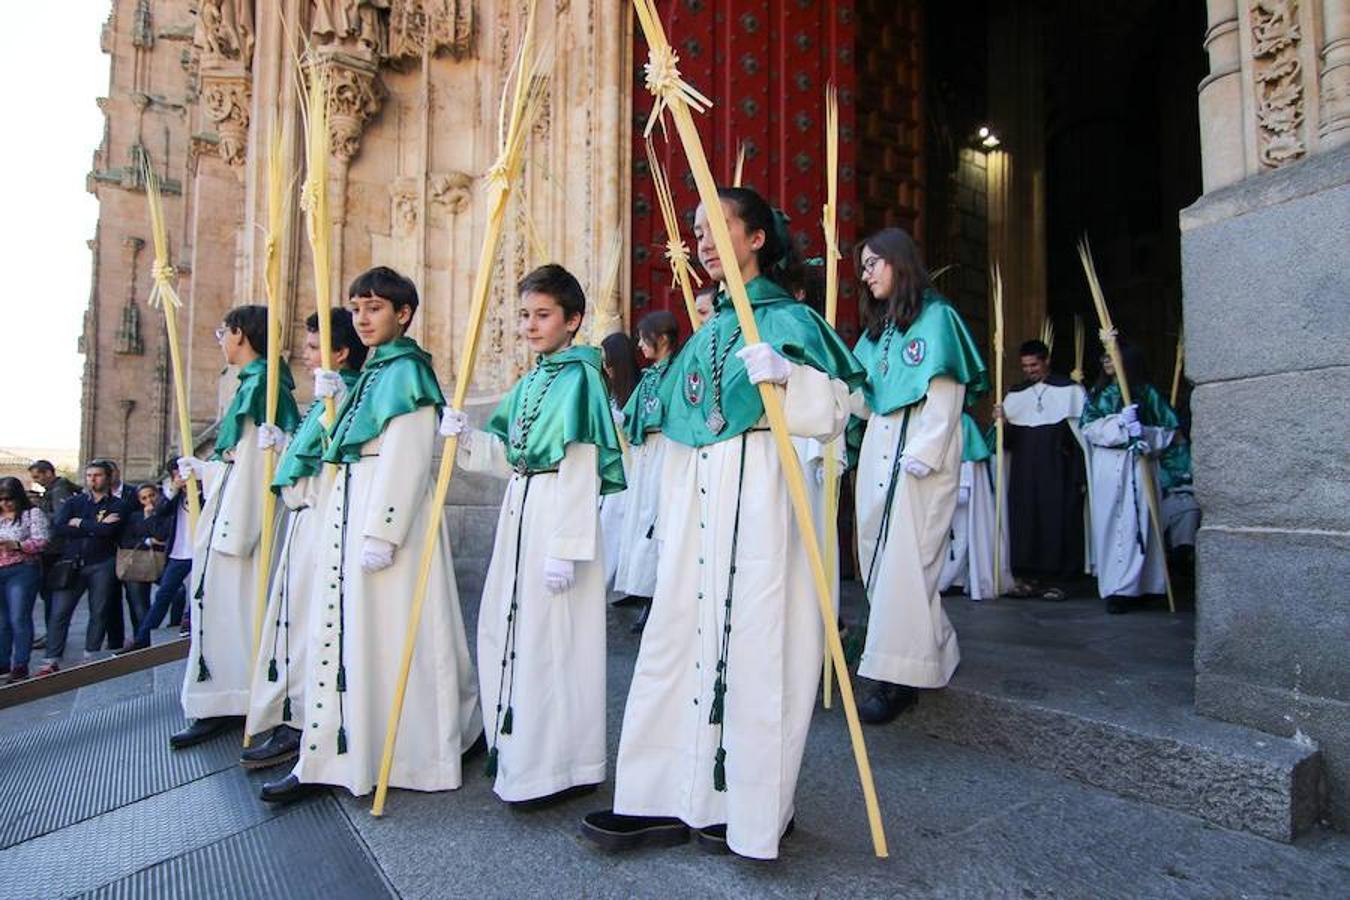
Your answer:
[1092,338,1151,396]
[600,332,641,407]
[306,309,369,370]
[518,263,587,327]
[84,460,113,478]
[223,305,269,355]
[28,459,54,474]
[348,266,420,327]
[1019,339,1050,360]
[711,186,799,290]
[90,457,120,474]
[0,476,32,513]
[636,310,681,357]
[857,227,932,339]
[784,260,825,315]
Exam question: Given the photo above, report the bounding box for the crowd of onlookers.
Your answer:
[0,458,197,683]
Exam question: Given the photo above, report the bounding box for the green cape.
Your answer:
[621,357,672,446]
[962,413,993,463]
[322,337,445,465]
[212,358,301,460]
[272,368,361,491]
[484,344,627,495]
[853,292,989,416]
[1082,380,1188,485]
[659,276,866,448]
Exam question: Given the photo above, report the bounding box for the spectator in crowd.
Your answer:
[0,477,49,682]
[27,460,78,648]
[117,483,172,639]
[91,458,136,649]
[121,467,198,651]
[38,461,125,675]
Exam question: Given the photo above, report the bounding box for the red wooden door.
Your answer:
[630,1,860,335]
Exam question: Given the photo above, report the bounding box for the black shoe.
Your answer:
[695,819,795,855]
[114,639,151,656]
[240,725,302,769]
[859,683,918,725]
[1106,596,1130,615]
[169,716,236,749]
[580,810,690,851]
[259,773,318,804]
[509,782,599,811]
[630,603,651,635]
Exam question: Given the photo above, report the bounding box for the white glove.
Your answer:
[257,423,288,452]
[1119,404,1139,425]
[177,456,207,481]
[1125,419,1143,439]
[314,368,344,399]
[902,456,933,479]
[360,537,395,573]
[439,408,470,438]
[543,556,575,595]
[812,462,826,486]
[958,485,971,506]
[736,343,793,385]
[612,405,626,428]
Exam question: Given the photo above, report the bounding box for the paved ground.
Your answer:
[3,582,1348,899]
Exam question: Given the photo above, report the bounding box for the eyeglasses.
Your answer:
[214,326,228,342]
[0,496,16,503]
[860,256,884,275]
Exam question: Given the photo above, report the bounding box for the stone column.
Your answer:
[1320,0,1350,148]
[1198,0,1248,190]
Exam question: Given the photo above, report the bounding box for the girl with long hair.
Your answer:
[0,476,48,682]
[583,186,865,860]
[851,227,989,724]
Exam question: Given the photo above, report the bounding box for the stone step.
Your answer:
[894,599,1326,843]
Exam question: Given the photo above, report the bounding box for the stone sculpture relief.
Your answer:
[1250,0,1306,166]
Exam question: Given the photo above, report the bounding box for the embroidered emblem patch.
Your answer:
[902,338,927,367]
[684,371,705,407]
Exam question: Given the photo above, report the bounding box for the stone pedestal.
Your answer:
[1181,144,1350,828]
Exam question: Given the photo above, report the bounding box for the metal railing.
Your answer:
[0,639,189,710]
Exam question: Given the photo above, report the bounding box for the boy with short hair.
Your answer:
[172,305,300,749]
[261,266,481,802]
[442,263,625,804]
[241,309,368,769]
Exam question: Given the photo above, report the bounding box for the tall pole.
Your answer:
[992,266,1006,599]
[820,82,841,709]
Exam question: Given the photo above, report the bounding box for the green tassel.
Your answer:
[336,665,347,693]
[336,726,348,755]
[267,659,278,682]
[196,656,211,682]
[282,696,293,721]
[485,747,498,778]
[500,706,514,735]
[713,747,727,792]
[194,580,205,600]
[709,675,725,725]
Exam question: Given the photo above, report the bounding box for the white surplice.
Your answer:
[291,405,481,795]
[613,364,849,860]
[459,434,608,802]
[613,431,669,599]
[855,376,965,688]
[938,459,1011,601]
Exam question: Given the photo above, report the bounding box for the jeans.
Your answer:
[123,581,152,633]
[46,557,119,660]
[134,557,192,646]
[0,563,40,670]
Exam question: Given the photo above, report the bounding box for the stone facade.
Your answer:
[1186,0,1350,828]
[84,0,628,482]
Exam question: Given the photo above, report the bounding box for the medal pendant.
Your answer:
[706,407,726,434]
[685,371,704,406]
[513,456,529,476]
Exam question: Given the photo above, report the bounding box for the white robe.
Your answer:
[614,364,849,860]
[792,435,844,610]
[613,431,669,599]
[458,433,608,802]
[599,455,630,599]
[183,420,277,719]
[855,376,965,688]
[1082,413,1173,598]
[244,472,327,736]
[291,405,481,795]
[938,459,1011,601]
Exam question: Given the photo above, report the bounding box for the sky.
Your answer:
[0,5,109,451]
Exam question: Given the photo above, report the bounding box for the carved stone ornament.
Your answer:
[429,171,474,216]
[390,176,420,235]
[386,0,476,64]
[195,0,256,68]
[1250,0,1306,167]
[200,73,251,167]
[311,0,388,57]
[309,53,385,162]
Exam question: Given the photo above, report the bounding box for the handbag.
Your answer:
[116,547,167,583]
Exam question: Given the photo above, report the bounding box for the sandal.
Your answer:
[1041,587,1067,601]
[1005,582,1039,599]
